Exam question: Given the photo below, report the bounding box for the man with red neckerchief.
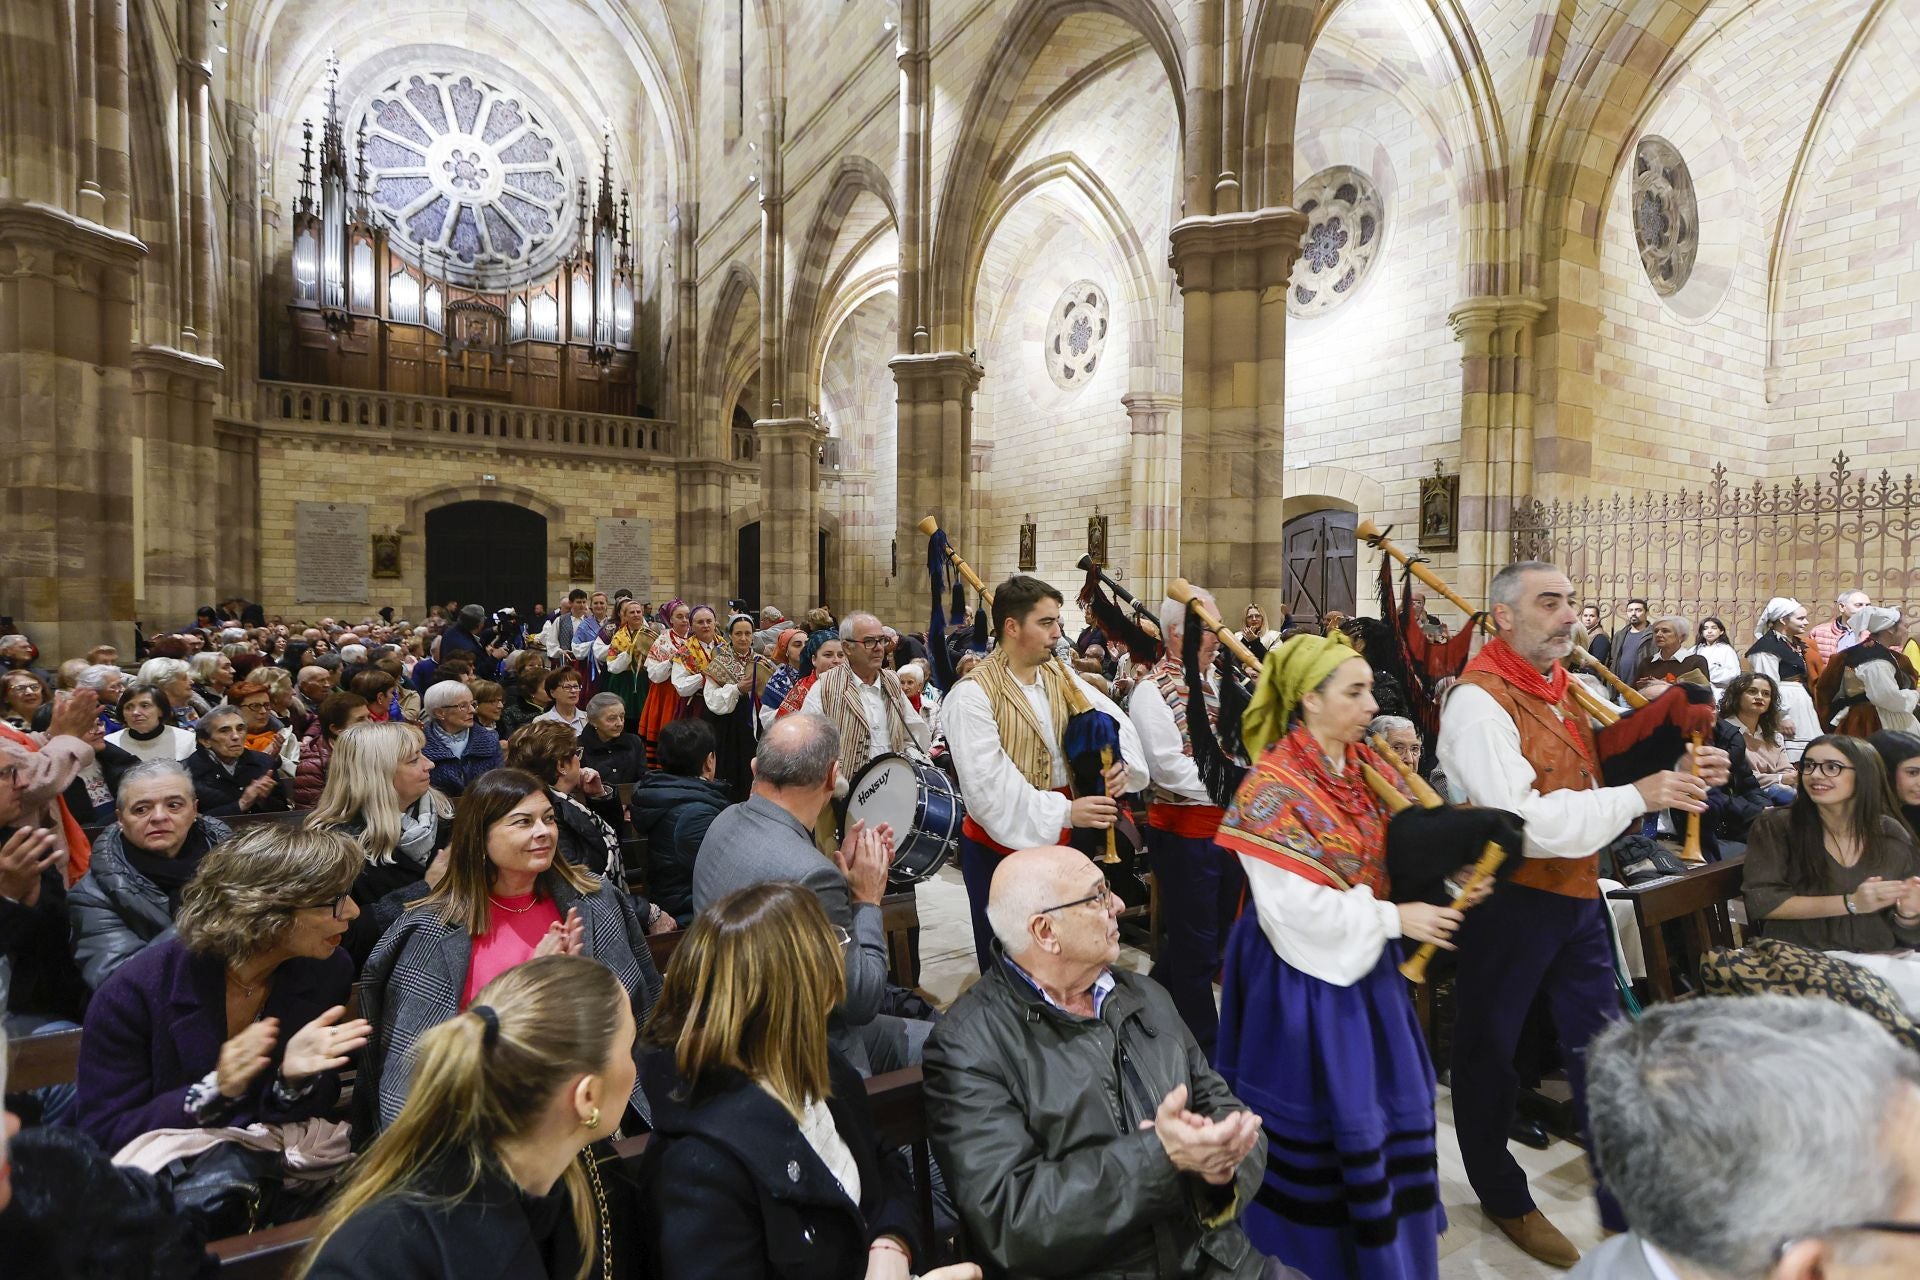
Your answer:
[1437,561,1729,1269]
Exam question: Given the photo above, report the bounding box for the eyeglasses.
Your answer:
[297,892,351,919]
[832,925,852,951]
[1037,881,1115,916]
[1803,759,1857,779]
[853,636,889,650]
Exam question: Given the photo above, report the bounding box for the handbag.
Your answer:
[158,1137,337,1238]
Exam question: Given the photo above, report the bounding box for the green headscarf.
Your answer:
[1240,632,1360,760]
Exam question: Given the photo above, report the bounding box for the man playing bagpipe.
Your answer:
[943,575,1149,972]
[1436,560,1730,1268]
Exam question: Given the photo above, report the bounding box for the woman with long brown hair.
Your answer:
[640,882,978,1280]
[358,768,662,1131]
[1744,734,1920,953]
[300,956,637,1280]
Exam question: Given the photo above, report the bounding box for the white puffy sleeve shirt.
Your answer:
[1125,676,1210,805]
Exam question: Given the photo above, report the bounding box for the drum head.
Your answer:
[846,754,921,833]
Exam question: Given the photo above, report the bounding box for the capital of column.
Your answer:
[755,416,829,448]
[1447,295,1546,349]
[1167,207,1309,294]
[1121,391,1176,432]
[131,344,223,396]
[0,201,146,278]
[889,351,983,401]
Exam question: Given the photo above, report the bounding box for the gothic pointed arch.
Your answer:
[787,155,898,417]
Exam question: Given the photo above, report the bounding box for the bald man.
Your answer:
[923,846,1277,1280]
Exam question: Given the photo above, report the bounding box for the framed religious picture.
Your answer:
[568,539,595,582]
[1087,514,1109,569]
[370,534,402,579]
[1018,520,1038,572]
[1419,463,1459,551]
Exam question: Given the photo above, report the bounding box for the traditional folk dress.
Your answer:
[1128,654,1243,1056]
[1214,725,1442,1280]
[1746,631,1824,760]
[1816,639,1920,738]
[601,623,658,731]
[699,641,766,802]
[636,626,692,767]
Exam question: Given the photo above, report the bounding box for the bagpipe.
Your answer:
[1075,556,1163,667]
[921,516,989,694]
[921,516,1135,867]
[1359,520,1718,864]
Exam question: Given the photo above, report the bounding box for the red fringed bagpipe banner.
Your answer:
[1076,564,1163,667]
[1377,552,1478,743]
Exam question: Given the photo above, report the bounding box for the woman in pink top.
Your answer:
[358,767,665,1132]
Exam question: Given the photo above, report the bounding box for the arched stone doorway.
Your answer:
[426,501,548,618]
[1282,509,1357,626]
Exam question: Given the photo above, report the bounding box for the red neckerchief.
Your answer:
[1466,636,1598,768]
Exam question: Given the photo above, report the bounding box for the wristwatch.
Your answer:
[1844,892,1859,915]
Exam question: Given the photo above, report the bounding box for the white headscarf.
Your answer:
[1849,606,1901,639]
[1755,597,1802,640]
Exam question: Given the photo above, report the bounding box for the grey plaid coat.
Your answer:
[357,871,663,1131]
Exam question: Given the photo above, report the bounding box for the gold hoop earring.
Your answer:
[582,1106,601,1132]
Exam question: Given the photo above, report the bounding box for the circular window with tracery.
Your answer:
[1287,166,1384,319]
[1632,136,1699,297]
[1044,281,1110,390]
[359,69,573,288]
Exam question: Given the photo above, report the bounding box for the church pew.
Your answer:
[1606,854,1745,1002]
[5,1026,83,1093]
[211,1067,936,1279]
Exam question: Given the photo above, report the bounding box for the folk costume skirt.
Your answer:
[1216,912,1444,1280]
[635,679,684,769]
[606,667,649,734]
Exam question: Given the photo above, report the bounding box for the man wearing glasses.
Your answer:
[801,610,932,801]
[925,845,1279,1280]
[1577,995,1920,1280]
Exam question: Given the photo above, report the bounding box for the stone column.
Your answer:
[1123,391,1178,602]
[0,204,144,657]
[758,417,827,608]
[225,102,261,409]
[132,345,221,624]
[180,0,215,353]
[896,0,932,353]
[1449,294,1546,603]
[669,201,732,604]
[215,417,261,601]
[891,351,981,619]
[675,460,732,604]
[1168,208,1306,596]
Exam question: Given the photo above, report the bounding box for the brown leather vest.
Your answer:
[1456,669,1604,899]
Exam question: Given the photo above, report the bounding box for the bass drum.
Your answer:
[844,753,964,884]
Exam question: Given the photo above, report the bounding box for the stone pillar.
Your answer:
[676,461,731,605]
[1449,295,1546,603]
[669,200,731,604]
[131,346,221,624]
[896,0,932,353]
[758,418,827,608]
[1168,208,1306,596]
[225,102,261,409]
[1124,391,1178,602]
[0,204,144,657]
[180,0,215,353]
[215,417,261,601]
[891,351,981,619]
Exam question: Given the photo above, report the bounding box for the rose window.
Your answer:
[359,69,572,288]
[1044,281,1110,390]
[1632,136,1699,297]
[1287,166,1385,319]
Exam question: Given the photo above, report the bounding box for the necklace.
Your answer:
[226,965,265,998]
[582,1148,614,1280]
[487,893,538,913]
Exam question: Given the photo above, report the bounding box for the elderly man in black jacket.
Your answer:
[68,761,231,990]
[924,845,1276,1280]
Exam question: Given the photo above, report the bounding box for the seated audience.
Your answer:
[296,665,334,715]
[73,664,126,731]
[60,712,127,827]
[299,956,638,1280]
[534,668,587,735]
[134,658,199,728]
[579,693,646,788]
[372,656,422,723]
[1724,672,1799,805]
[68,761,231,990]
[75,823,369,1154]
[641,882,978,1280]
[358,768,662,1130]
[229,678,300,776]
[0,635,51,684]
[469,678,505,732]
[256,666,302,736]
[306,721,453,967]
[1574,995,1920,1280]
[187,652,233,712]
[421,679,503,798]
[1871,731,1920,839]
[1,688,103,886]
[3,671,46,731]
[924,845,1267,1280]
[1744,734,1920,952]
[506,722,636,884]
[630,718,729,926]
[185,706,291,816]
[695,714,925,1076]
[349,670,401,723]
[497,659,555,740]
[0,741,89,1036]
[292,691,370,809]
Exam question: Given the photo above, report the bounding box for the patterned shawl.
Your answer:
[1215,723,1397,896]
[777,672,819,718]
[762,663,799,712]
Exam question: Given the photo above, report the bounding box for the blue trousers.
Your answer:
[1146,826,1244,1058]
[1449,882,1627,1231]
[958,834,1001,973]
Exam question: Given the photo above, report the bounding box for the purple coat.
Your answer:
[75,932,354,1154]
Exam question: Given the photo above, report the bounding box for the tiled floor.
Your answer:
[907,865,1597,1279]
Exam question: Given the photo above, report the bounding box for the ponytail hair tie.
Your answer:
[472,1004,501,1049]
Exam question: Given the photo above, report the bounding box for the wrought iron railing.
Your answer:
[1510,452,1920,641]
[258,381,678,458]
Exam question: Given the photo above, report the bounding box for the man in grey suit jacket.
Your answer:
[1575,995,1920,1280]
[693,712,929,1074]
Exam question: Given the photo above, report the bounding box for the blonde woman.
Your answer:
[305,721,453,966]
[300,956,637,1280]
[641,881,979,1280]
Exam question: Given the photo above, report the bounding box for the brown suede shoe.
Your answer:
[1488,1209,1581,1269]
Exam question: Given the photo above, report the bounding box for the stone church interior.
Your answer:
[6,1,1920,1278]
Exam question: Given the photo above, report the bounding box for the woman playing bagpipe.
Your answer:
[1213,632,1525,1280]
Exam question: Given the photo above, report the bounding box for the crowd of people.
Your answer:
[0,569,1916,1280]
